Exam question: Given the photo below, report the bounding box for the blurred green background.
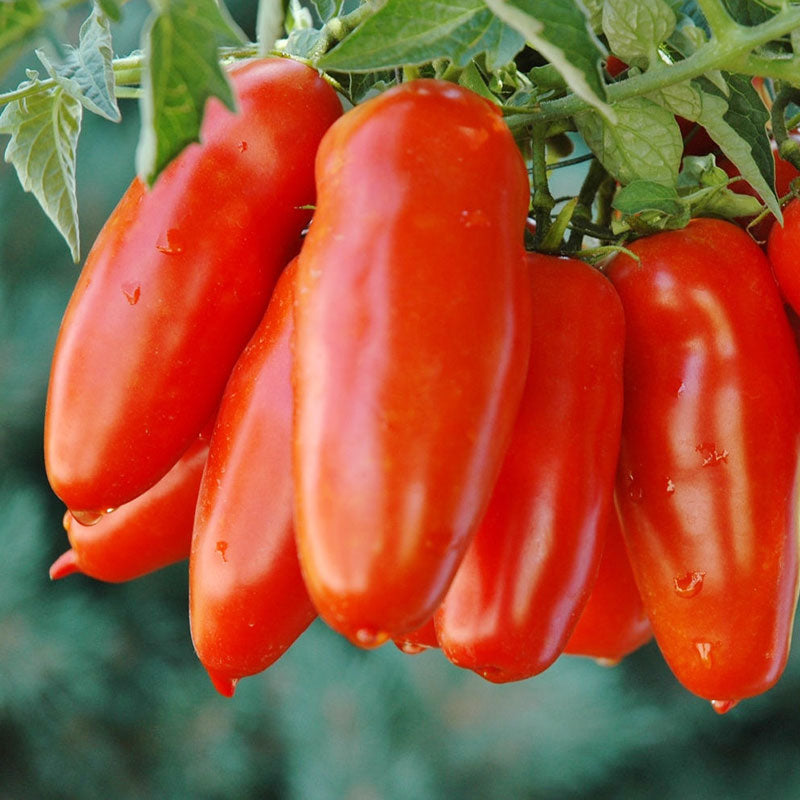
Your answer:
[3,2,800,798]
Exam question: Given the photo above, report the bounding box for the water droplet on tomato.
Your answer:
[625,472,643,502]
[666,478,676,494]
[677,382,686,396]
[69,509,104,526]
[694,641,713,667]
[155,228,184,255]
[595,657,621,668]
[354,627,389,648]
[711,699,739,714]
[674,571,706,598]
[215,541,228,562]
[477,665,506,683]
[238,140,248,152]
[696,442,728,467]
[206,669,238,698]
[460,209,490,228]
[395,640,426,655]
[121,281,141,305]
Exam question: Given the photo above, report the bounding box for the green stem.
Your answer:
[547,152,595,171]
[530,123,555,247]
[695,0,738,41]
[595,174,617,230]
[566,158,607,251]
[771,85,800,172]
[506,6,800,130]
[305,2,375,63]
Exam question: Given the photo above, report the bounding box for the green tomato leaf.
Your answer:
[318,0,525,72]
[722,0,776,26]
[576,96,682,186]
[330,69,394,103]
[95,0,122,23]
[284,27,325,58]
[695,74,778,219]
[310,0,339,23]
[613,179,685,216]
[0,0,46,80]
[485,0,613,121]
[458,61,499,103]
[648,80,702,120]
[0,83,82,261]
[136,0,245,186]
[35,7,120,122]
[285,0,314,31]
[602,0,676,68]
[582,0,603,32]
[648,73,778,220]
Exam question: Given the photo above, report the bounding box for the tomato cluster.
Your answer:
[45,59,800,712]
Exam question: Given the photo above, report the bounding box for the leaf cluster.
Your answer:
[2,0,800,260]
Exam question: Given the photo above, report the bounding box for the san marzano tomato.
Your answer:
[608,218,800,707]
[293,79,532,647]
[45,58,342,515]
[435,253,625,682]
[190,259,314,697]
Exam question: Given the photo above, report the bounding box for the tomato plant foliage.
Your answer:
[6,0,800,713]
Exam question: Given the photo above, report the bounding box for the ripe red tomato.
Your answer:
[45,58,342,516]
[190,259,315,698]
[607,218,800,707]
[49,431,209,583]
[292,79,532,647]
[768,198,800,313]
[563,502,651,664]
[393,619,439,655]
[434,254,625,682]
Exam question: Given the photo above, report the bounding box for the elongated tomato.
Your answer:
[293,80,532,646]
[190,260,314,698]
[45,58,342,515]
[608,218,800,707]
[435,254,625,682]
[563,501,652,664]
[49,431,209,583]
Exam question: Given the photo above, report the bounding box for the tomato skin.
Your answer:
[563,501,651,663]
[293,80,532,646]
[45,58,342,514]
[190,260,314,695]
[49,432,209,583]
[607,218,800,703]
[768,198,800,313]
[393,619,439,655]
[434,254,625,682]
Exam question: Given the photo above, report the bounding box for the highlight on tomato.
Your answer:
[607,217,800,710]
[435,253,625,683]
[44,57,342,518]
[292,78,533,649]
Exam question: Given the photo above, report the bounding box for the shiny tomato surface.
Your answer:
[293,79,532,646]
[608,218,800,705]
[190,260,314,697]
[564,502,652,663]
[768,198,800,313]
[50,432,209,583]
[435,254,625,682]
[45,58,342,514]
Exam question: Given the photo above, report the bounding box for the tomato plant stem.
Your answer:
[507,6,800,129]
